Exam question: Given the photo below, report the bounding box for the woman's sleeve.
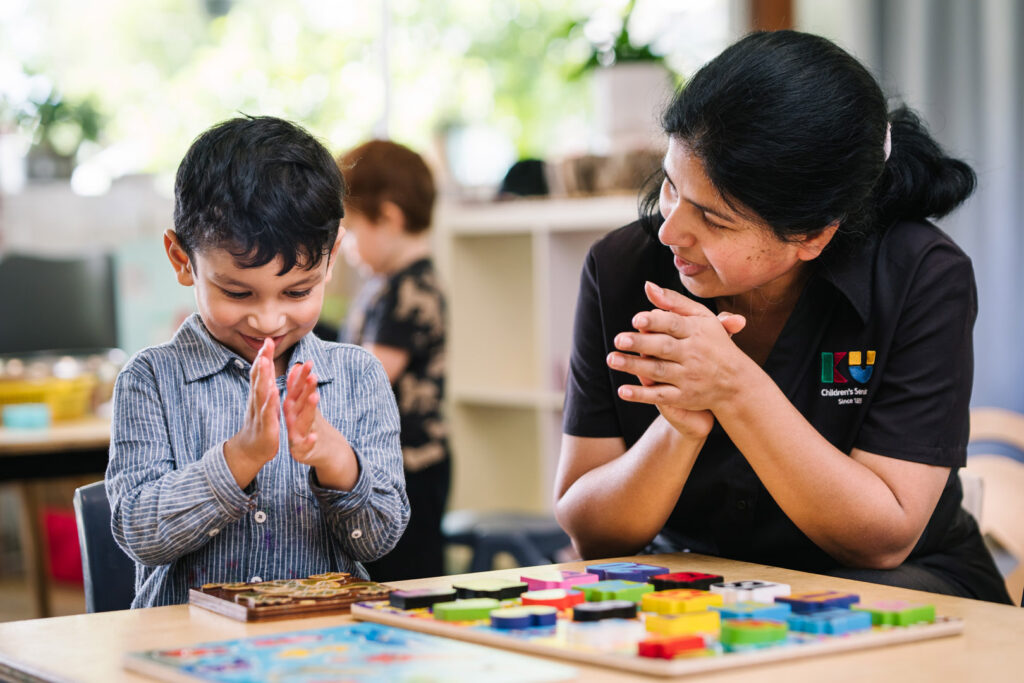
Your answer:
[855,245,977,465]
[563,248,622,438]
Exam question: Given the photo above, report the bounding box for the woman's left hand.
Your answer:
[608,281,748,416]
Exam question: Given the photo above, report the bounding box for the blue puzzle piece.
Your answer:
[584,563,638,580]
[713,601,792,621]
[604,563,670,582]
[787,608,873,635]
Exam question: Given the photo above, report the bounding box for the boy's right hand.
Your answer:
[224,338,281,487]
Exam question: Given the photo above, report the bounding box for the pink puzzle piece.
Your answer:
[521,570,600,592]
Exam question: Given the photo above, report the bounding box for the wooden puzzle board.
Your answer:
[351,599,963,678]
[188,573,392,622]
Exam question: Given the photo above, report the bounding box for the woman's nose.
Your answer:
[658,216,697,249]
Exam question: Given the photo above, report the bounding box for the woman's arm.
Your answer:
[611,282,950,568]
[554,417,706,560]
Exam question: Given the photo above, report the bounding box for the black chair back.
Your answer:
[73,481,135,612]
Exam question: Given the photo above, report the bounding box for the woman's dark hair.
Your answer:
[173,115,344,274]
[640,30,976,250]
[337,139,436,234]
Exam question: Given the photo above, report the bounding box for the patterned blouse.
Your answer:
[106,314,409,607]
[343,258,449,472]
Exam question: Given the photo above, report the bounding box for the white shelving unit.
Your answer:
[435,195,641,514]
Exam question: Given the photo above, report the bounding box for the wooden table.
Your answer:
[0,417,111,617]
[0,553,1020,682]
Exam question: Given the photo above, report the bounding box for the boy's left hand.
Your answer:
[283,361,359,491]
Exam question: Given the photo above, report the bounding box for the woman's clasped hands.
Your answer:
[607,281,748,438]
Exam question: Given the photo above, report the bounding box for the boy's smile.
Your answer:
[165,230,341,376]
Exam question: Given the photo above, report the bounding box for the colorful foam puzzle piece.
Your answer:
[520,569,599,592]
[388,588,457,610]
[641,589,724,615]
[584,562,639,580]
[638,634,707,659]
[648,572,724,591]
[520,589,585,611]
[573,599,638,622]
[604,563,670,582]
[580,580,655,603]
[851,601,936,626]
[490,605,558,630]
[719,618,788,650]
[451,578,528,600]
[431,598,500,621]
[787,607,873,635]
[710,580,791,604]
[775,590,860,613]
[713,601,792,621]
[645,610,721,637]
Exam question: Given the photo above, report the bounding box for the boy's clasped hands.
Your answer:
[225,338,358,491]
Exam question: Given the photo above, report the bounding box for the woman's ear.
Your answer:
[796,222,839,262]
[164,230,195,286]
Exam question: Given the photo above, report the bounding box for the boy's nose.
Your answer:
[247,311,286,335]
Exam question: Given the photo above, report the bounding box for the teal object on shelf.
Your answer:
[2,403,52,429]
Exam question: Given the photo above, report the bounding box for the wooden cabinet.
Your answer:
[435,195,640,513]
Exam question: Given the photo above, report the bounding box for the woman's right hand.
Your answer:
[609,282,746,439]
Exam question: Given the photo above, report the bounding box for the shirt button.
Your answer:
[208,528,220,537]
[234,359,245,370]
[254,510,268,523]
[350,528,363,540]
[736,500,748,511]
[251,576,262,583]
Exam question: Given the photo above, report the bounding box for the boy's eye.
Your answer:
[222,289,250,299]
[285,289,313,299]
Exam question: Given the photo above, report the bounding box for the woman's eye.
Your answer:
[285,289,313,299]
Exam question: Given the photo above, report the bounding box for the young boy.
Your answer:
[337,140,449,581]
[105,116,409,608]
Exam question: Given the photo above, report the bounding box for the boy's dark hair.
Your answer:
[174,115,344,274]
[337,140,436,234]
[640,30,976,252]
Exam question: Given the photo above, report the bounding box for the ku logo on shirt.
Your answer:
[820,350,875,405]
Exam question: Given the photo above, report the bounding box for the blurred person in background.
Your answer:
[337,140,450,581]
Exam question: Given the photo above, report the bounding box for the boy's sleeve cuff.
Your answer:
[204,441,256,516]
[307,448,372,514]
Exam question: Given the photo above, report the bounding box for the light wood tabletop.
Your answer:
[0,552,1019,682]
[0,416,111,456]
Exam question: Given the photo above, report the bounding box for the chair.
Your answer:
[964,407,1024,606]
[73,481,135,612]
[442,510,573,573]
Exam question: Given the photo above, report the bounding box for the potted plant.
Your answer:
[6,78,103,180]
[562,0,675,154]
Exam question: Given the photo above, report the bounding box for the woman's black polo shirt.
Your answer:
[564,219,1007,601]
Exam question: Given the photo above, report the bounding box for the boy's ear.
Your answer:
[324,223,344,283]
[164,230,195,286]
[795,222,839,262]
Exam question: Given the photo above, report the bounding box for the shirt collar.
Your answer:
[810,233,878,324]
[176,313,335,384]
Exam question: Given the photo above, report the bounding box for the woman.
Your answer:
[555,30,1010,603]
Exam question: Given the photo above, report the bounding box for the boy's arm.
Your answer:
[105,359,255,567]
[305,356,409,562]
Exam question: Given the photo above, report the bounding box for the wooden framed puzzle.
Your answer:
[188,572,392,622]
[350,562,964,678]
